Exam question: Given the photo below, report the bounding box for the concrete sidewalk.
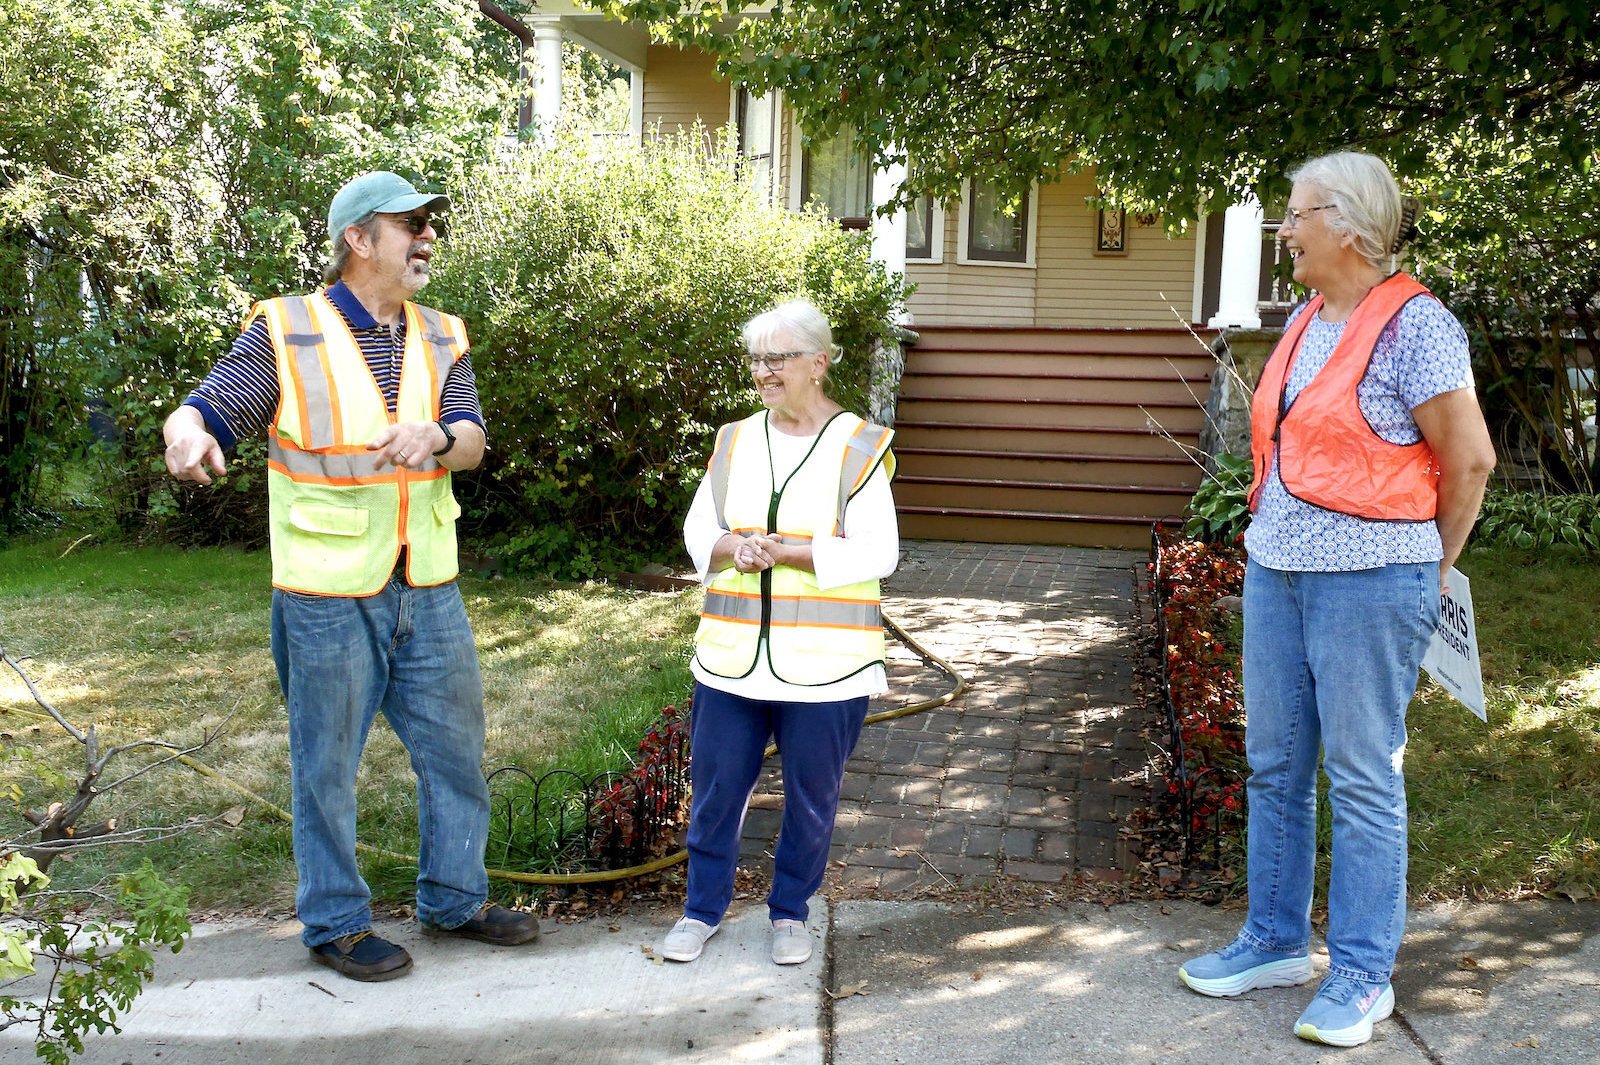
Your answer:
[4,904,825,1065]
[7,897,1595,1064]
[832,899,1600,1065]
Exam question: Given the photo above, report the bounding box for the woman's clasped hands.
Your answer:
[728,533,783,573]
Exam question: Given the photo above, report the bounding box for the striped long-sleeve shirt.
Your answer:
[184,281,485,451]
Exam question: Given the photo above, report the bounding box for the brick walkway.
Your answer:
[741,541,1151,894]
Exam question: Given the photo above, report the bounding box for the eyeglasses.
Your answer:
[386,213,444,239]
[747,351,808,372]
[1281,204,1337,229]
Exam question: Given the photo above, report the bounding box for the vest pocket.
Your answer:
[284,502,372,591]
[432,494,462,524]
[288,503,369,537]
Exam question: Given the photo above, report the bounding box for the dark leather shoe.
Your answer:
[422,903,541,946]
[309,930,413,982]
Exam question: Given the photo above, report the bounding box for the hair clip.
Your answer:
[1391,196,1421,254]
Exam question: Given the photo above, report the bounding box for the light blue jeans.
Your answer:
[271,578,490,947]
[1239,559,1440,984]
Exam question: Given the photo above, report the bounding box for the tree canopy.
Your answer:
[596,0,1598,214]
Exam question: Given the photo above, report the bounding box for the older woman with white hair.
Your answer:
[1178,152,1496,1046]
[659,299,898,968]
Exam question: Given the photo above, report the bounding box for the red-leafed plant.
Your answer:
[1151,530,1247,855]
[589,703,691,866]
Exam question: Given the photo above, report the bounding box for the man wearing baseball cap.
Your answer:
[162,171,538,981]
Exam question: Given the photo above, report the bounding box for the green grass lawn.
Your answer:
[1404,544,1600,900]
[0,537,699,912]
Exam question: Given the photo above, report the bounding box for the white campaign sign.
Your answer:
[1421,567,1486,722]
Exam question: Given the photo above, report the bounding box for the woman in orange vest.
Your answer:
[1177,152,1496,1046]
[658,300,898,968]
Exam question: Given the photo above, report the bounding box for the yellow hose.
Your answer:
[2,613,967,887]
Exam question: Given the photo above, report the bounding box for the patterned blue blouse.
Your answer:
[1244,292,1475,572]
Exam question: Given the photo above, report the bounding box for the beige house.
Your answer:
[514,5,1283,547]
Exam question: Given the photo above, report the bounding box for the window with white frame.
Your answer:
[735,87,779,198]
[962,178,1034,265]
[800,127,872,225]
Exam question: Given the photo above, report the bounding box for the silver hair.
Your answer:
[321,212,379,285]
[742,300,842,369]
[1288,151,1404,270]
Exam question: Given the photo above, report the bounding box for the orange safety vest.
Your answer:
[1247,272,1441,522]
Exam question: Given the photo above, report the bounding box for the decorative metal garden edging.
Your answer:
[484,702,691,884]
[481,610,968,886]
[1147,524,1249,869]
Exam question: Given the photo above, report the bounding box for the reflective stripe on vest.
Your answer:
[693,410,895,685]
[1247,273,1441,522]
[701,588,882,630]
[259,293,467,596]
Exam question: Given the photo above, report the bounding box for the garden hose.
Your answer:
[1,612,968,887]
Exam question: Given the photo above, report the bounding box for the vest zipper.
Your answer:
[757,411,850,670]
[394,411,410,581]
[760,489,780,638]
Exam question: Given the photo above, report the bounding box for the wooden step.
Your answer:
[897,507,1176,550]
[895,475,1193,519]
[904,350,1215,379]
[898,373,1209,406]
[893,447,1200,489]
[910,326,1217,357]
[893,421,1197,459]
[889,325,1213,549]
[894,397,1206,433]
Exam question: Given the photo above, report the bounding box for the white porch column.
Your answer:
[629,68,644,142]
[869,156,908,284]
[1209,198,1264,329]
[532,22,564,135]
[867,151,911,423]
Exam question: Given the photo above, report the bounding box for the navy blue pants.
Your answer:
[684,683,870,925]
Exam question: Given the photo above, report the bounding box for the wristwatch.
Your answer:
[432,418,457,456]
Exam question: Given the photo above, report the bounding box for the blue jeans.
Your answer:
[684,684,869,926]
[271,578,490,948]
[1239,560,1440,984]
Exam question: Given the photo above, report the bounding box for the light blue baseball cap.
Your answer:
[327,171,450,242]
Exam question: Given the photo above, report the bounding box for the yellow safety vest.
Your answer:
[692,410,895,686]
[258,292,467,597]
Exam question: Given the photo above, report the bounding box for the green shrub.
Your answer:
[426,130,907,578]
[1473,488,1600,553]
[1184,452,1253,545]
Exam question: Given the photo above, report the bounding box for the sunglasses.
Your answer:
[387,213,445,239]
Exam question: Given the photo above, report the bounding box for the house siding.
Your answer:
[905,221,1036,324]
[905,170,1200,328]
[641,45,729,136]
[1035,173,1199,328]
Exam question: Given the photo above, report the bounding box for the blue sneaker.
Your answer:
[1178,937,1313,997]
[1294,975,1395,1047]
